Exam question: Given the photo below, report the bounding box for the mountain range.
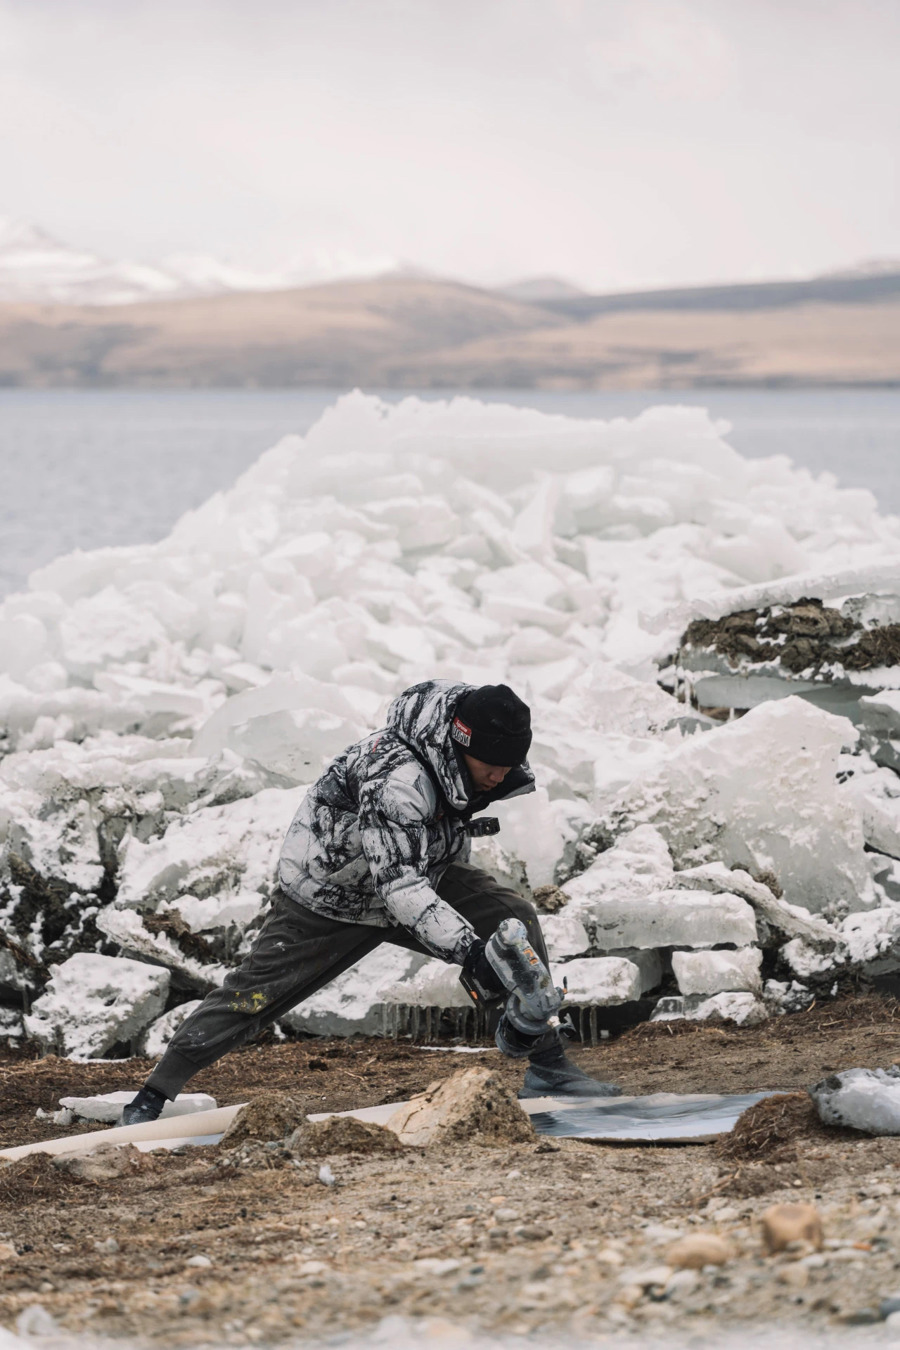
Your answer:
[1,216,899,388]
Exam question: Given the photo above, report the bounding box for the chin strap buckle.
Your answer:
[465,817,500,837]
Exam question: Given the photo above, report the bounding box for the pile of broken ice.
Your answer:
[4,392,900,1059]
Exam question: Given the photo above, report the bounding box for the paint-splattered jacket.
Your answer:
[278,680,535,962]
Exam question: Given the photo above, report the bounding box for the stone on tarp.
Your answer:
[23,953,170,1059]
[59,1090,216,1124]
[672,947,762,997]
[552,956,643,1006]
[810,1067,900,1135]
[387,1067,535,1147]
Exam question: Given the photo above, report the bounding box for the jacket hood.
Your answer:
[385,679,475,813]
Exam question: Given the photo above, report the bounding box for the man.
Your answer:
[123,679,619,1124]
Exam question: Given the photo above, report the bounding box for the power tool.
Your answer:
[460,917,563,1058]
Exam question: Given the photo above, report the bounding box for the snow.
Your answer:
[811,1067,900,1135]
[3,392,900,1050]
[59,1090,216,1123]
[24,954,169,1059]
[0,215,403,306]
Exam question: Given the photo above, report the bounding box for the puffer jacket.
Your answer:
[278,679,535,962]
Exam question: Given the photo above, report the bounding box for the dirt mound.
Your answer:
[288,1115,405,1157]
[219,1091,309,1146]
[717,1092,849,1162]
[386,1066,535,1148]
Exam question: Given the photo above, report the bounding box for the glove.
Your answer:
[459,938,506,1006]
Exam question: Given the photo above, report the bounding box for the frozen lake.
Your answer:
[2,386,899,597]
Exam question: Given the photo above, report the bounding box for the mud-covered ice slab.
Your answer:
[527,1090,779,1143]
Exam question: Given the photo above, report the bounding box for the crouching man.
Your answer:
[123,679,619,1124]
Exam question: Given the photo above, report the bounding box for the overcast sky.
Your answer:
[1,0,897,292]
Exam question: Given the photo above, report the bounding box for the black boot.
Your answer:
[520,1035,622,1100]
[121,1086,168,1126]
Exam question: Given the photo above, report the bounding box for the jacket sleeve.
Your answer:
[359,766,478,963]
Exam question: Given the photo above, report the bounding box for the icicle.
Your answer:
[589,1006,598,1047]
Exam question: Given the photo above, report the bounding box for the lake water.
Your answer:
[1,386,899,598]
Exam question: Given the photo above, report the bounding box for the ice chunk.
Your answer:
[690,992,768,1027]
[672,948,762,997]
[811,1067,900,1135]
[611,698,872,917]
[553,957,643,1006]
[540,910,590,961]
[562,829,757,950]
[382,958,470,1009]
[139,1001,203,1058]
[115,787,298,914]
[59,1090,216,1123]
[282,946,428,1037]
[24,954,169,1059]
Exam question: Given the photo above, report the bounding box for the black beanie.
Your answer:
[450,684,532,766]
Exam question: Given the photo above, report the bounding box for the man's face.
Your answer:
[463,754,512,792]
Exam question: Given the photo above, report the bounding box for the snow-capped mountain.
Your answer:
[0,217,406,306]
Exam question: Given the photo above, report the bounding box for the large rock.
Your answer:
[387,1067,534,1147]
[608,698,873,918]
[24,953,170,1059]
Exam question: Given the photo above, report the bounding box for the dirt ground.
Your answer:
[2,997,900,1346]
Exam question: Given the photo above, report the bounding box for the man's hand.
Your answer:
[459,939,507,1005]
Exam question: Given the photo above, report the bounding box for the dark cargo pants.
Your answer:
[147,862,552,1099]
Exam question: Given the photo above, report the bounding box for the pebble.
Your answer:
[186,1255,213,1269]
[494,1208,519,1223]
[318,1164,336,1186]
[295,1260,329,1276]
[596,1247,625,1267]
[777,1263,809,1289]
[665,1234,732,1270]
[0,1243,18,1261]
[760,1203,823,1254]
[94,1237,120,1254]
[882,1295,900,1319]
[413,1259,461,1277]
[886,1311,900,1334]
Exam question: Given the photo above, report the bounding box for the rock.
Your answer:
[186,1254,212,1268]
[24,953,170,1059]
[317,1163,336,1186]
[287,1115,404,1156]
[0,1242,18,1260]
[52,1143,145,1181]
[219,1091,309,1146]
[60,1090,216,1124]
[810,1067,900,1135]
[760,1203,824,1254]
[880,1295,900,1320]
[386,1067,535,1148]
[672,947,762,996]
[551,956,643,1005]
[665,1233,732,1269]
